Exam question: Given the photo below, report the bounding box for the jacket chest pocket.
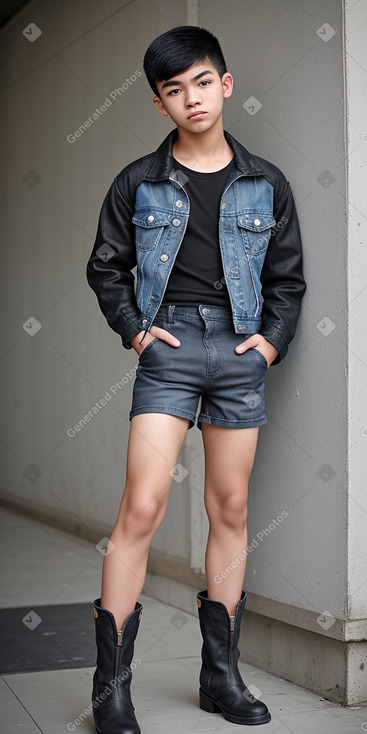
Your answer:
[132,212,171,251]
[237,212,276,255]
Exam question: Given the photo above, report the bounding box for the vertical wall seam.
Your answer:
[342,0,351,626]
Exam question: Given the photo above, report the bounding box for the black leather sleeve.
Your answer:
[259,181,306,364]
[86,178,143,349]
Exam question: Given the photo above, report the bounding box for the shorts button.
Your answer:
[171,217,182,226]
[147,215,155,223]
[254,218,261,226]
[160,254,168,262]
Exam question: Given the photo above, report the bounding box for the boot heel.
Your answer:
[200,688,221,714]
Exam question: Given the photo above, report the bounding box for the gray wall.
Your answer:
[345,0,367,624]
[0,0,190,557]
[1,0,366,682]
[198,0,348,617]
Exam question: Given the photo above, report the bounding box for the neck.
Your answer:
[173,118,232,171]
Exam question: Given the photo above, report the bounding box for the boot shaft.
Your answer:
[197,590,247,690]
[93,599,142,686]
[92,599,143,734]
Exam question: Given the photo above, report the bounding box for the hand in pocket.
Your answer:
[235,334,278,368]
[131,326,180,357]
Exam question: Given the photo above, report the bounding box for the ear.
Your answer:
[221,72,233,99]
[153,95,169,116]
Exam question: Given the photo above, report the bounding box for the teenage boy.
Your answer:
[86,25,306,733]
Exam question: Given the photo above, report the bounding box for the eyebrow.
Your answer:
[161,70,214,89]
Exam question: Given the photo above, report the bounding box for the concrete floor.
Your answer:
[1,506,366,734]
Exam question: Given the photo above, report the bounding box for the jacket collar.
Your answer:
[143,128,265,181]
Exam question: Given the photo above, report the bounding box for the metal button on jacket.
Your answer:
[254,218,261,226]
[171,217,181,227]
[160,254,168,262]
[147,215,155,223]
[175,200,183,208]
[203,308,211,315]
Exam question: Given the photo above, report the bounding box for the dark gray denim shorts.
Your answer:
[129,304,268,430]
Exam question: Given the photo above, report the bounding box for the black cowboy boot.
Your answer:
[92,598,143,734]
[197,590,270,725]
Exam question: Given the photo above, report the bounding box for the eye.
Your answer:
[167,88,181,96]
[199,80,211,87]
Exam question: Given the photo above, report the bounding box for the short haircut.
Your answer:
[143,25,227,96]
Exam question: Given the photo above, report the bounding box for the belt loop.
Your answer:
[168,305,175,323]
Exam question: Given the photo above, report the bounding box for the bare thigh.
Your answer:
[202,424,259,520]
[116,413,190,529]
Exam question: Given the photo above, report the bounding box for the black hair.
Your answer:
[143,25,227,96]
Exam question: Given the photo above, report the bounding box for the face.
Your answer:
[153,59,233,133]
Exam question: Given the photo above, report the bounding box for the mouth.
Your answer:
[188,111,207,120]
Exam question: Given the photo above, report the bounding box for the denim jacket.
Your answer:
[86,128,306,363]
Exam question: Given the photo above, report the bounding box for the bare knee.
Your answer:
[115,486,167,539]
[206,490,248,532]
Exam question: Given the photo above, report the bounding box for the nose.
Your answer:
[185,88,202,107]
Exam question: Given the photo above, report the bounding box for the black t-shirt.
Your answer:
[161,157,234,307]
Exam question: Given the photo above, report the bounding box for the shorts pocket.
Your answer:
[250,347,268,370]
[138,337,161,359]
